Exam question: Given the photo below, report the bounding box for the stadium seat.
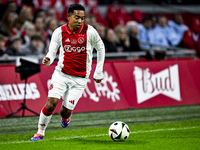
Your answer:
[56,11,63,21]
[191,17,200,34]
[89,7,103,21]
[89,7,109,27]
[182,13,200,30]
[113,16,126,28]
[182,30,196,50]
[117,6,132,23]
[106,5,117,19]
[181,13,192,27]
[106,5,117,28]
[62,7,69,22]
[130,9,143,23]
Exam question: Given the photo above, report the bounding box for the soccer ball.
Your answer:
[109,121,130,141]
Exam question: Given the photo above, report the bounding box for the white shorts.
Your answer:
[48,69,87,110]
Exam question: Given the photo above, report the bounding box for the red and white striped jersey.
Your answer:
[45,23,105,79]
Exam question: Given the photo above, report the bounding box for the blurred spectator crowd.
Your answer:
[0,0,200,60]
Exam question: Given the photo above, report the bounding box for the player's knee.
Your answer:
[45,97,59,112]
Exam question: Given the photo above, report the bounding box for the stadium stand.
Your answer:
[0,0,199,63]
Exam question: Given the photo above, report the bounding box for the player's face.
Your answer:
[68,10,85,31]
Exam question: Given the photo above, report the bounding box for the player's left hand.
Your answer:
[94,78,102,83]
[42,57,50,66]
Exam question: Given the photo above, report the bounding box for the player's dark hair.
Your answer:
[68,4,85,15]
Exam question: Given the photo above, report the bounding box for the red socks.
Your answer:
[42,106,53,116]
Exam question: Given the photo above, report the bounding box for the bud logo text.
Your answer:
[133,64,181,104]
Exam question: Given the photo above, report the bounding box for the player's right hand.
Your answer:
[42,57,50,66]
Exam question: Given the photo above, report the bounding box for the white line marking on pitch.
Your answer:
[0,126,199,144]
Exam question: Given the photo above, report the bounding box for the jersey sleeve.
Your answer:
[45,27,61,65]
[89,26,105,80]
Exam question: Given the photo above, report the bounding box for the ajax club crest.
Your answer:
[78,37,85,44]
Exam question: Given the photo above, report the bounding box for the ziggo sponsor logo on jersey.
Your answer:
[64,45,86,52]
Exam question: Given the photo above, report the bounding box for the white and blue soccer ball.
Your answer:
[109,121,130,141]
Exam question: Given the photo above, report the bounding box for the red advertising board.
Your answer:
[74,62,130,112]
[0,59,200,118]
[114,60,200,108]
[0,65,47,117]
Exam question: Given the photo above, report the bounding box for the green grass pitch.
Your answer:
[0,105,200,150]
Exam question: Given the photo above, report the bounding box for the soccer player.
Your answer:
[31,4,105,141]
